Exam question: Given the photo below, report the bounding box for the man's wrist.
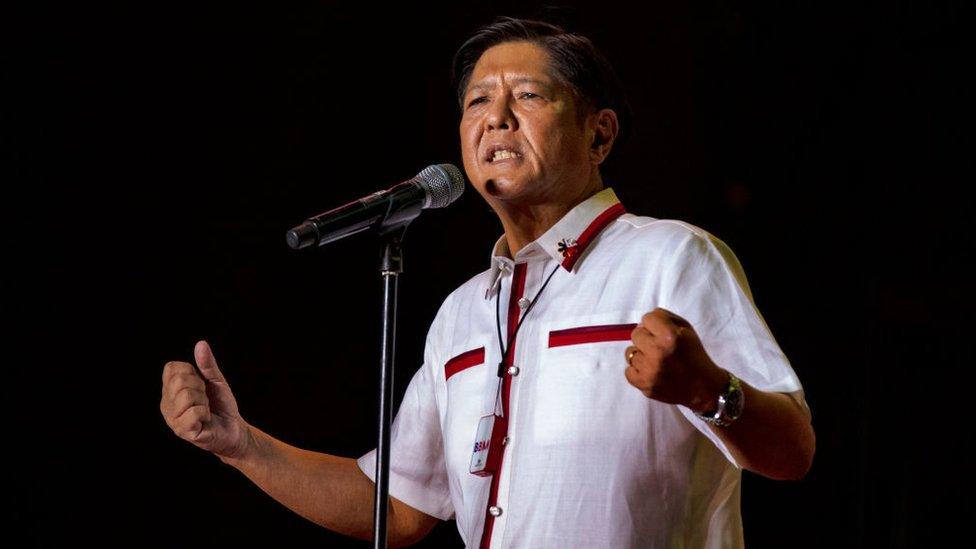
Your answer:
[690,367,731,415]
[696,370,745,427]
[219,421,259,468]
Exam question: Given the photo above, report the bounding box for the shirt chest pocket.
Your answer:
[526,315,648,447]
[441,340,496,475]
[443,343,494,411]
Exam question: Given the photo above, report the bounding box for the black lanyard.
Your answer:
[492,261,561,416]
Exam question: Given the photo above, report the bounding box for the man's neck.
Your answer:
[496,180,604,258]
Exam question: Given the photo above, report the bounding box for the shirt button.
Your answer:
[517,297,530,309]
[488,505,503,517]
[507,366,520,376]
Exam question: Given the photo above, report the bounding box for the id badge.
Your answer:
[469,413,505,476]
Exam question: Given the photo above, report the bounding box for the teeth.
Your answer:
[492,150,519,161]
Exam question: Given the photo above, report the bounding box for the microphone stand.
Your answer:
[287,182,447,547]
[373,227,406,549]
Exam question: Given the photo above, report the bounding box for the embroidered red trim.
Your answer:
[444,347,486,380]
[548,323,638,347]
[561,202,626,270]
[479,262,527,549]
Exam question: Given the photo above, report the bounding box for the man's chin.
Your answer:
[484,178,528,200]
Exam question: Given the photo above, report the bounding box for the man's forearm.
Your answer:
[218,423,436,546]
[626,309,815,480]
[704,378,816,480]
[219,423,377,540]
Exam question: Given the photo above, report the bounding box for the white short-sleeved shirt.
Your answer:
[358,187,805,548]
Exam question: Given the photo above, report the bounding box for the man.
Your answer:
[160,17,814,548]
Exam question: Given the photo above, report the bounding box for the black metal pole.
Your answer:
[373,231,404,549]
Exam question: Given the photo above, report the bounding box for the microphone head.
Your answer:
[415,164,465,209]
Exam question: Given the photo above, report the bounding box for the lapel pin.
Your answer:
[557,238,579,259]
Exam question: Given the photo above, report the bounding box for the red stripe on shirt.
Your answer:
[480,262,527,549]
[548,323,638,347]
[444,347,485,380]
[561,202,627,270]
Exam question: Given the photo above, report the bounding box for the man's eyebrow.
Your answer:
[465,77,554,95]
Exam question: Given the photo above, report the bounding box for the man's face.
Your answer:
[460,41,595,208]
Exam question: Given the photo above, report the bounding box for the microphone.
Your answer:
[286,163,465,250]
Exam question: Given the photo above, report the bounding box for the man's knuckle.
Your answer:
[184,422,202,439]
[172,419,189,437]
[182,405,201,422]
[174,389,193,409]
[174,374,203,394]
[167,385,186,407]
[175,410,200,434]
[175,375,196,393]
[163,361,190,382]
[181,381,207,403]
[641,348,658,364]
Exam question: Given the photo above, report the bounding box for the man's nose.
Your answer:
[485,96,517,131]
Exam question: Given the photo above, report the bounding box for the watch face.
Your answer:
[725,388,744,419]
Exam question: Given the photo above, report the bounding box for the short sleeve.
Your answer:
[357,331,454,520]
[658,227,807,465]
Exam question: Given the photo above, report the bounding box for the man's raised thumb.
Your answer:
[194,340,225,382]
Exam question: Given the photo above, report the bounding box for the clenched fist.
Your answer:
[624,308,728,413]
[160,340,250,460]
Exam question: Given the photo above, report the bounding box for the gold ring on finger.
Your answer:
[626,348,638,365]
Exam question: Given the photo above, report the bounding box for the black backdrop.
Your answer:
[14,1,970,547]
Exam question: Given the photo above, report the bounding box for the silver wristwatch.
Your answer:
[698,372,744,427]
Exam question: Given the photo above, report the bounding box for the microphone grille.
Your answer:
[416,164,465,209]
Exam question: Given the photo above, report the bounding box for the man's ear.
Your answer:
[588,108,619,165]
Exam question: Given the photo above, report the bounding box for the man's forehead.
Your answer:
[466,75,555,94]
[464,42,560,95]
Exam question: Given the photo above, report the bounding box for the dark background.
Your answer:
[13,1,970,547]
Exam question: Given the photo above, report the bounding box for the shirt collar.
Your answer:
[485,187,626,298]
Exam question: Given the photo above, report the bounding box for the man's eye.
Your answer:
[467,97,487,108]
[520,92,539,99]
